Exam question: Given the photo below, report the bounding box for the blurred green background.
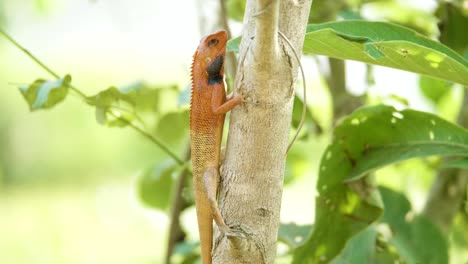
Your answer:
[0,1,203,263]
[1,0,467,263]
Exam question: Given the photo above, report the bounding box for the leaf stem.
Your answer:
[1,27,185,165]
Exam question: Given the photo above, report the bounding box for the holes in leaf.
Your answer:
[351,118,360,125]
[429,130,435,140]
[392,111,404,119]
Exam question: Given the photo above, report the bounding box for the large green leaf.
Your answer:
[19,75,71,111]
[330,226,378,264]
[303,20,468,86]
[292,105,468,263]
[341,106,468,181]
[331,224,403,264]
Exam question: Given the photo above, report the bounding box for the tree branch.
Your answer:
[165,146,191,264]
[254,0,280,58]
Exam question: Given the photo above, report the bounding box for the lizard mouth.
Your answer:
[206,55,224,85]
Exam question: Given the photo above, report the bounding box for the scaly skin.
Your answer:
[190,30,243,264]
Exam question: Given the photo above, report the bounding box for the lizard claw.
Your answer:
[240,90,258,105]
[219,224,249,239]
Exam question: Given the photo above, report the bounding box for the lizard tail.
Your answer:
[196,202,214,264]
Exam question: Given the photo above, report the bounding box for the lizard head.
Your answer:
[195,30,228,85]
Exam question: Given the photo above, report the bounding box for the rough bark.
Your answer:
[214,0,311,263]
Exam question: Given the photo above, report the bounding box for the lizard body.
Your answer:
[190,30,243,264]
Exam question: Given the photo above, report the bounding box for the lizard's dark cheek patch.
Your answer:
[206,55,224,85]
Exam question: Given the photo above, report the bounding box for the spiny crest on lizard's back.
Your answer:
[189,50,198,113]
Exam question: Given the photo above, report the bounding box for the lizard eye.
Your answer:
[208,38,219,47]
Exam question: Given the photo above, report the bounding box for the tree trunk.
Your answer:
[214,0,311,263]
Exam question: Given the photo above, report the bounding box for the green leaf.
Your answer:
[155,110,189,146]
[278,223,313,249]
[19,75,71,111]
[87,82,179,111]
[120,82,179,112]
[331,224,403,264]
[172,241,200,264]
[87,86,136,127]
[340,105,468,181]
[330,226,377,264]
[87,83,179,127]
[178,83,191,106]
[380,187,448,264]
[86,86,130,108]
[303,21,468,86]
[137,160,176,211]
[293,104,468,263]
[95,106,107,125]
[441,157,468,169]
[227,36,241,53]
[292,144,383,263]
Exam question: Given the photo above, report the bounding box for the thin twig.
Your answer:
[278,31,307,153]
[0,28,59,79]
[1,28,185,165]
[165,145,191,264]
[0,28,87,99]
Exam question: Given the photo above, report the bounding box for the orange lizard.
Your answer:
[189,30,243,264]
